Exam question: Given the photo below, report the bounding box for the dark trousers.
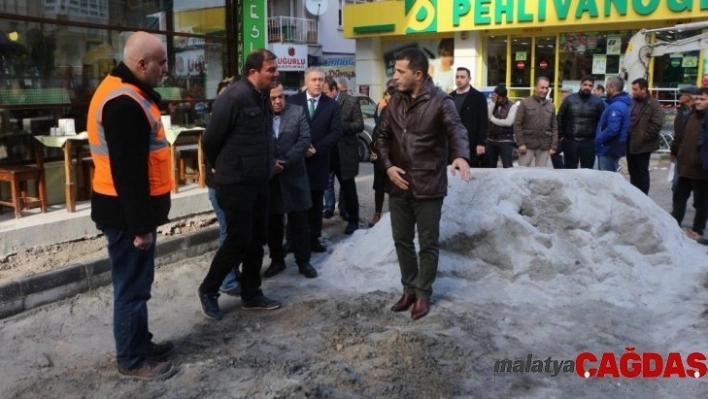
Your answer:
[563,139,596,169]
[469,150,488,168]
[331,148,359,222]
[551,145,564,169]
[672,177,708,235]
[389,195,443,299]
[627,152,652,194]
[99,224,156,370]
[309,190,324,239]
[268,210,310,264]
[485,141,514,168]
[199,183,268,299]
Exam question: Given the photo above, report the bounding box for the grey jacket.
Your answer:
[513,96,558,151]
[334,92,364,181]
[271,103,312,214]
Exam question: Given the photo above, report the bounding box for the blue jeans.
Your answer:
[208,187,239,291]
[597,155,620,172]
[98,224,156,369]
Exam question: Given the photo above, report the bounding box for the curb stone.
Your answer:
[0,227,220,320]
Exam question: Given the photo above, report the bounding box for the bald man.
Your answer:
[88,31,176,381]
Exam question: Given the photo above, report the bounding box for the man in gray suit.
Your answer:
[263,83,317,278]
[323,77,364,234]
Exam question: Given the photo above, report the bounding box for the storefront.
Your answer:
[343,0,708,104]
[0,1,236,204]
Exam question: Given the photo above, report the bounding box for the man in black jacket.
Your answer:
[449,67,487,167]
[557,75,605,169]
[197,49,282,321]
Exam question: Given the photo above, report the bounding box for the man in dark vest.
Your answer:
[449,67,487,167]
[486,85,518,168]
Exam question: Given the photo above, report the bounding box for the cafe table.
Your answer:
[165,126,206,193]
[34,132,89,213]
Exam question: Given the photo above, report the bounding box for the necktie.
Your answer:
[309,98,316,117]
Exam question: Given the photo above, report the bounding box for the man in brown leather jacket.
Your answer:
[376,48,470,321]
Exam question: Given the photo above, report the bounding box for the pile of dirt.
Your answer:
[0,215,218,283]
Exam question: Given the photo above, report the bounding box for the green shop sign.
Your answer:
[238,0,267,72]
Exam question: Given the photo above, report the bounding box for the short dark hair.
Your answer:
[580,75,595,84]
[632,78,649,90]
[456,67,470,77]
[242,49,276,76]
[324,77,338,92]
[395,48,429,79]
[697,87,708,96]
[595,84,605,92]
[385,85,396,96]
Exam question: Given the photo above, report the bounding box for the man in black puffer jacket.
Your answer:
[197,49,281,321]
[557,75,605,169]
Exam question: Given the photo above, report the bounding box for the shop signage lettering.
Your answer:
[269,44,308,71]
[451,0,708,26]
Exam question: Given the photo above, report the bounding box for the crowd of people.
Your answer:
[86,31,708,381]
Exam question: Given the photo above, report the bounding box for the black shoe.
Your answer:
[263,260,286,278]
[344,222,358,235]
[242,295,282,310]
[339,211,350,221]
[323,209,334,219]
[148,341,174,361]
[311,239,327,253]
[283,241,293,253]
[297,262,318,278]
[697,237,708,246]
[197,290,223,321]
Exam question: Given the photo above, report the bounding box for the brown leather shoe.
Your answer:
[390,293,416,312]
[411,298,430,320]
[117,360,176,381]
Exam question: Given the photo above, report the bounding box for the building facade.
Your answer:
[343,0,708,104]
[0,0,354,205]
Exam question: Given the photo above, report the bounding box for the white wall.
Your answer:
[315,1,355,55]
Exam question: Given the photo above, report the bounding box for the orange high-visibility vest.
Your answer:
[87,75,174,196]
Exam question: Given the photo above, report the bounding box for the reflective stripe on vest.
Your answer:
[87,75,174,196]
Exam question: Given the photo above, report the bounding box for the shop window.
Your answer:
[535,36,556,93]
[486,35,507,87]
[558,31,632,96]
[510,36,532,100]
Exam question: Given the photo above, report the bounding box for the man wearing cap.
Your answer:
[557,76,606,169]
[670,85,698,191]
[487,85,518,168]
[672,87,708,241]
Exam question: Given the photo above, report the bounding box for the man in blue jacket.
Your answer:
[595,76,631,172]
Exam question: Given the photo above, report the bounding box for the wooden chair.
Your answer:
[0,140,47,218]
[0,165,47,218]
[178,147,199,184]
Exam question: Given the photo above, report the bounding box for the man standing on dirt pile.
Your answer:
[197,49,282,321]
[87,31,176,381]
[376,48,470,321]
